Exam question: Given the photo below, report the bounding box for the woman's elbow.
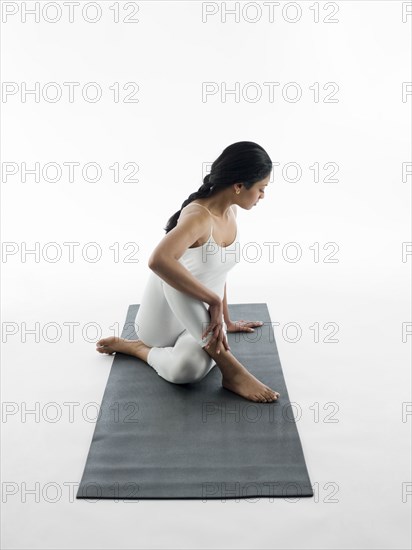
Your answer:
[148,255,160,269]
[148,254,170,271]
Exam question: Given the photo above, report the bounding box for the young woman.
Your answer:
[96,141,280,403]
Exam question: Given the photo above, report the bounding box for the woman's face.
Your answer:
[244,175,270,209]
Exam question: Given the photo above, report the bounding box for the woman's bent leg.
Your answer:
[147,330,214,384]
[134,272,185,347]
[161,279,225,348]
[134,272,220,384]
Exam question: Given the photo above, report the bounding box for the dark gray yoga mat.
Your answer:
[77,303,313,500]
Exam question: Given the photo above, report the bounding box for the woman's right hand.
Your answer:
[201,300,230,353]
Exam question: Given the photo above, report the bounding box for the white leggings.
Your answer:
[134,271,227,384]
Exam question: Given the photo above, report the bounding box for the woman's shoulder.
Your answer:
[177,202,212,244]
[181,201,211,217]
[183,201,237,217]
[178,202,211,229]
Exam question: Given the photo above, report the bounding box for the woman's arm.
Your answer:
[222,204,236,322]
[148,208,221,307]
[222,282,230,323]
[149,258,221,307]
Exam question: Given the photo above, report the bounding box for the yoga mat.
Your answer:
[77,303,313,500]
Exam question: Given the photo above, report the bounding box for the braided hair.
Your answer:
[164,141,272,234]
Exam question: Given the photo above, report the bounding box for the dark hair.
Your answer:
[164,141,272,233]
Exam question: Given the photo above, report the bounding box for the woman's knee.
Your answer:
[166,353,212,384]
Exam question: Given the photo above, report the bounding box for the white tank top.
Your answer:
[178,202,240,303]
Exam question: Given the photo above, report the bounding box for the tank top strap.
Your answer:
[190,202,212,215]
[188,202,213,239]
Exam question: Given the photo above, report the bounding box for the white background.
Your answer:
[1,1,411,549]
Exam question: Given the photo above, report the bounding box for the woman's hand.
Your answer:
[202,301,230,354]
[225,319,264,333]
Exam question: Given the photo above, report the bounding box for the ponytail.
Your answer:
[164,173,215,234]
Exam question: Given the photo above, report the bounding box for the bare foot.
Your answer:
[96,336,148,359]
[222,368,280,403]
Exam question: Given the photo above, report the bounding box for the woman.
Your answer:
[96,141,280,403]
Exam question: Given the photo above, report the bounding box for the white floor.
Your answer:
[2,259,411,549]
[2,1,410,546]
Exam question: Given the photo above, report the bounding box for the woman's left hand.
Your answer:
[225,319,264,333]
